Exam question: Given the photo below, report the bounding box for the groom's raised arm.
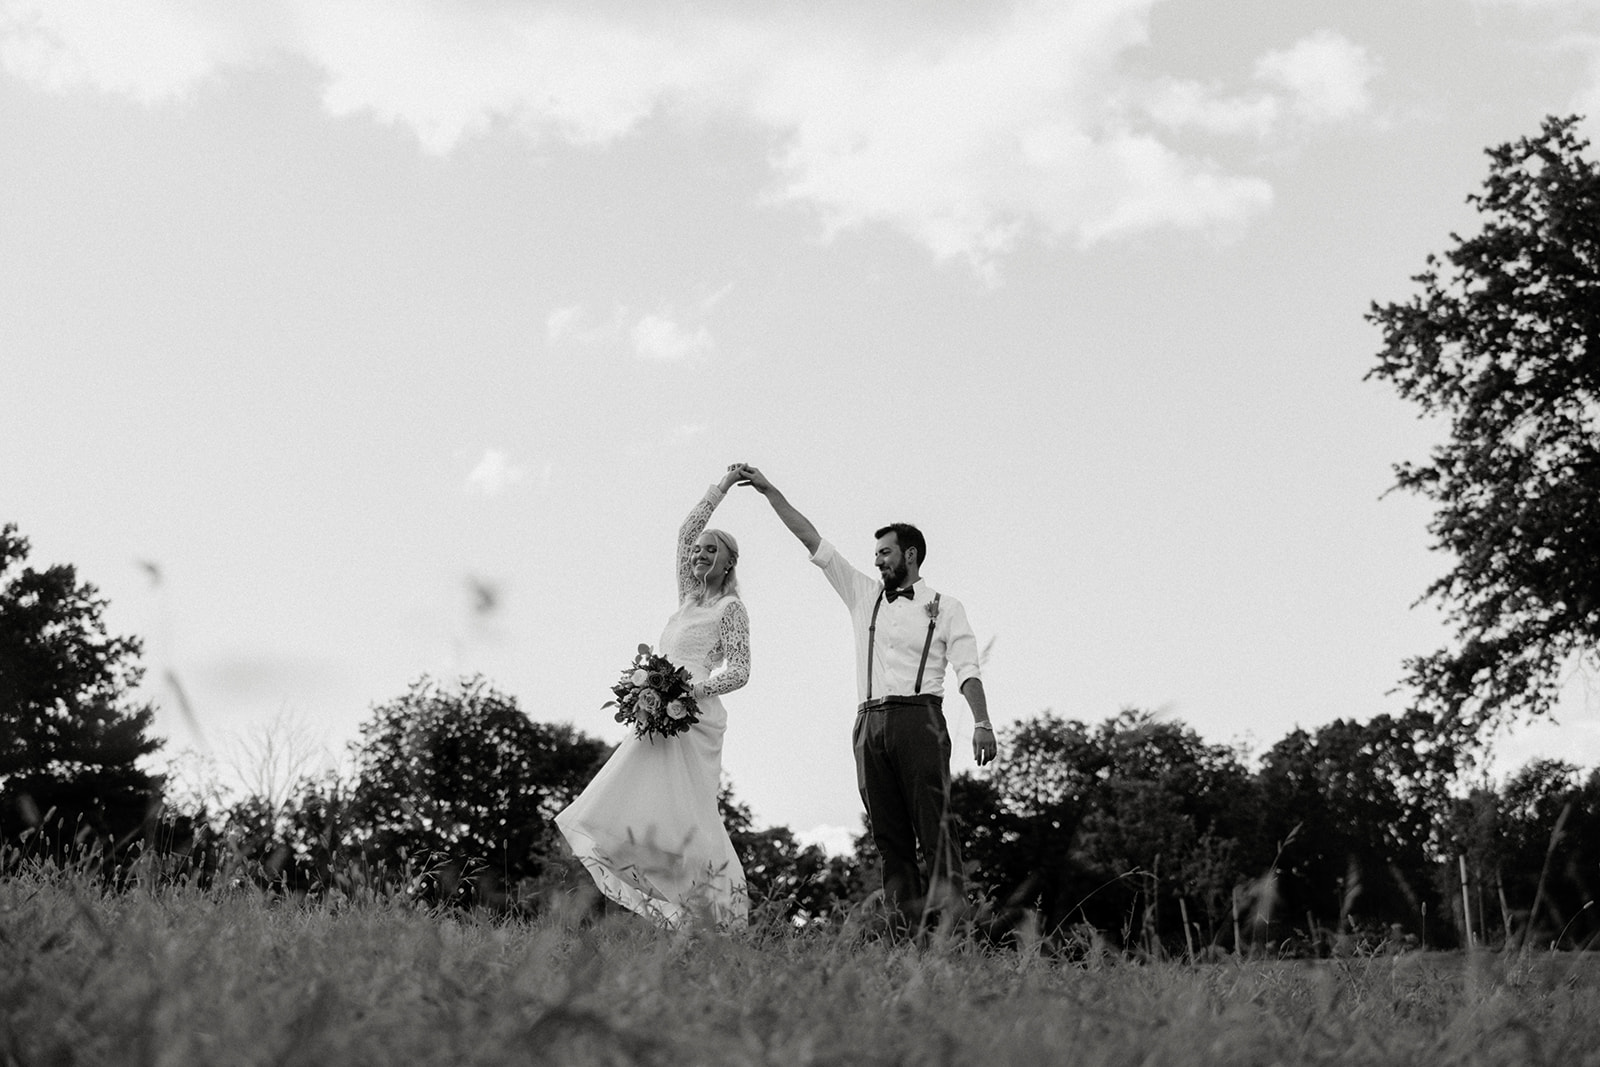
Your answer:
[736,465,821,555]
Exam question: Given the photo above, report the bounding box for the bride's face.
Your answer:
[691,534,731,583]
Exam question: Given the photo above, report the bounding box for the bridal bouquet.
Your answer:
[605,643,700,740]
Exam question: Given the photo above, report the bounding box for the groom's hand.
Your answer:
[736,464,772,493]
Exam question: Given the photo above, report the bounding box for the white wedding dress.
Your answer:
[555,486,750,927]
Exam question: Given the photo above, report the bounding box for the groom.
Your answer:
[734,464,997,923]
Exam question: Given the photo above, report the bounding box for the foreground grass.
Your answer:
[2,873,1597,1066]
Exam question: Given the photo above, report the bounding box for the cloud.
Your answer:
[0,1,1376,271]
[631,312,714,362]
[1254,31,1376,124]
[548,291,725,361]
[1127,32,1376,146]
[544,303,627,349]
[465,447,524,495]
[670,423,707,442]
[0,0,286,102]
[544,305,584,345]
[1142,79,1280,138]
[741,0,1287,270]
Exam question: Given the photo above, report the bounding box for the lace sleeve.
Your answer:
[698,598,750,698]
[676,485,725,602]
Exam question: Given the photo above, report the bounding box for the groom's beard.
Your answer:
[881,562,909,590]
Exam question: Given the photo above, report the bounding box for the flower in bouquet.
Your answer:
[604,643,701,740]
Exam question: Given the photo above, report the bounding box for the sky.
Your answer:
[6,0,1600,853]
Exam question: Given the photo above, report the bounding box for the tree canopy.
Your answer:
[342,675,611,901]
[0,524,160,781]
[1256,709,1464,940]
[1367,114,1600,730]
[956,709,1261,945]
[0,523,162,854]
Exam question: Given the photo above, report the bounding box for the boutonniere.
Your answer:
[924,599,940,621]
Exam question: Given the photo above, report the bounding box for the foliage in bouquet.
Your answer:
[604,644,700,740]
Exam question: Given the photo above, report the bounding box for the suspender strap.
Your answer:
[913,593,941,694]
[865,591,884,701]
[866,590,941,701]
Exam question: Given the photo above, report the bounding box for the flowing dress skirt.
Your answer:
[555,694,748,927]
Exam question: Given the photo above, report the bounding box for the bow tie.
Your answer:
[884,586,916,603]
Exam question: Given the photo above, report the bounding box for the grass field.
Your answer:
[3,868,1597,1067]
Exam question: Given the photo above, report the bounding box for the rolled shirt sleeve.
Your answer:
[940,595,982,690]
[810,538,878,610]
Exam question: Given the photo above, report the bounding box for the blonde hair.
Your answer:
[691,528,741,605]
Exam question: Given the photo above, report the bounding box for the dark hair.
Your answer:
[874,523,927,565]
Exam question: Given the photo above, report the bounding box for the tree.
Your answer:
[1257,709,1464,944]
[963,709,1260,949]
[0,523,162,858]
[342,675,610,904]
[959,712,1100,934]
[1446,758,1600,947]
[1368,114,1600,730]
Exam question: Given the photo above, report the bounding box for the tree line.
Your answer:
[6,114,1600,952]
[3,517,1596,950]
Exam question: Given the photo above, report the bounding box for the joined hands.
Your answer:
[724,463,770,494]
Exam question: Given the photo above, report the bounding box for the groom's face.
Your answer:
[874,534,911,589]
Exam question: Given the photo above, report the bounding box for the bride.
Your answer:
[555,467,751,927]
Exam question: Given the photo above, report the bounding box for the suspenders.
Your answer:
[914,593,941,693]
[866,593,884,701]
[865,590,942,702]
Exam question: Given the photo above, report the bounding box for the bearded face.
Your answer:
[874,534,911,590]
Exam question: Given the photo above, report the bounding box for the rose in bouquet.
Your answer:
[604,643,701,740]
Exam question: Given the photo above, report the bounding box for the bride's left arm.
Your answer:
[676,471,740,601]
[695,599,750,698]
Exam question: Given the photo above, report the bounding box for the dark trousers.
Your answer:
[853,701,964,919]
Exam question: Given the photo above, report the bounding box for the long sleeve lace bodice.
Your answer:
[659,591,751,699]
[663,484,749,700]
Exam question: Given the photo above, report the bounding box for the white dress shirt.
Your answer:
[810,538,982,704]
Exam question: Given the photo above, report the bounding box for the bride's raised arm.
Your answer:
[676,468,743,602]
